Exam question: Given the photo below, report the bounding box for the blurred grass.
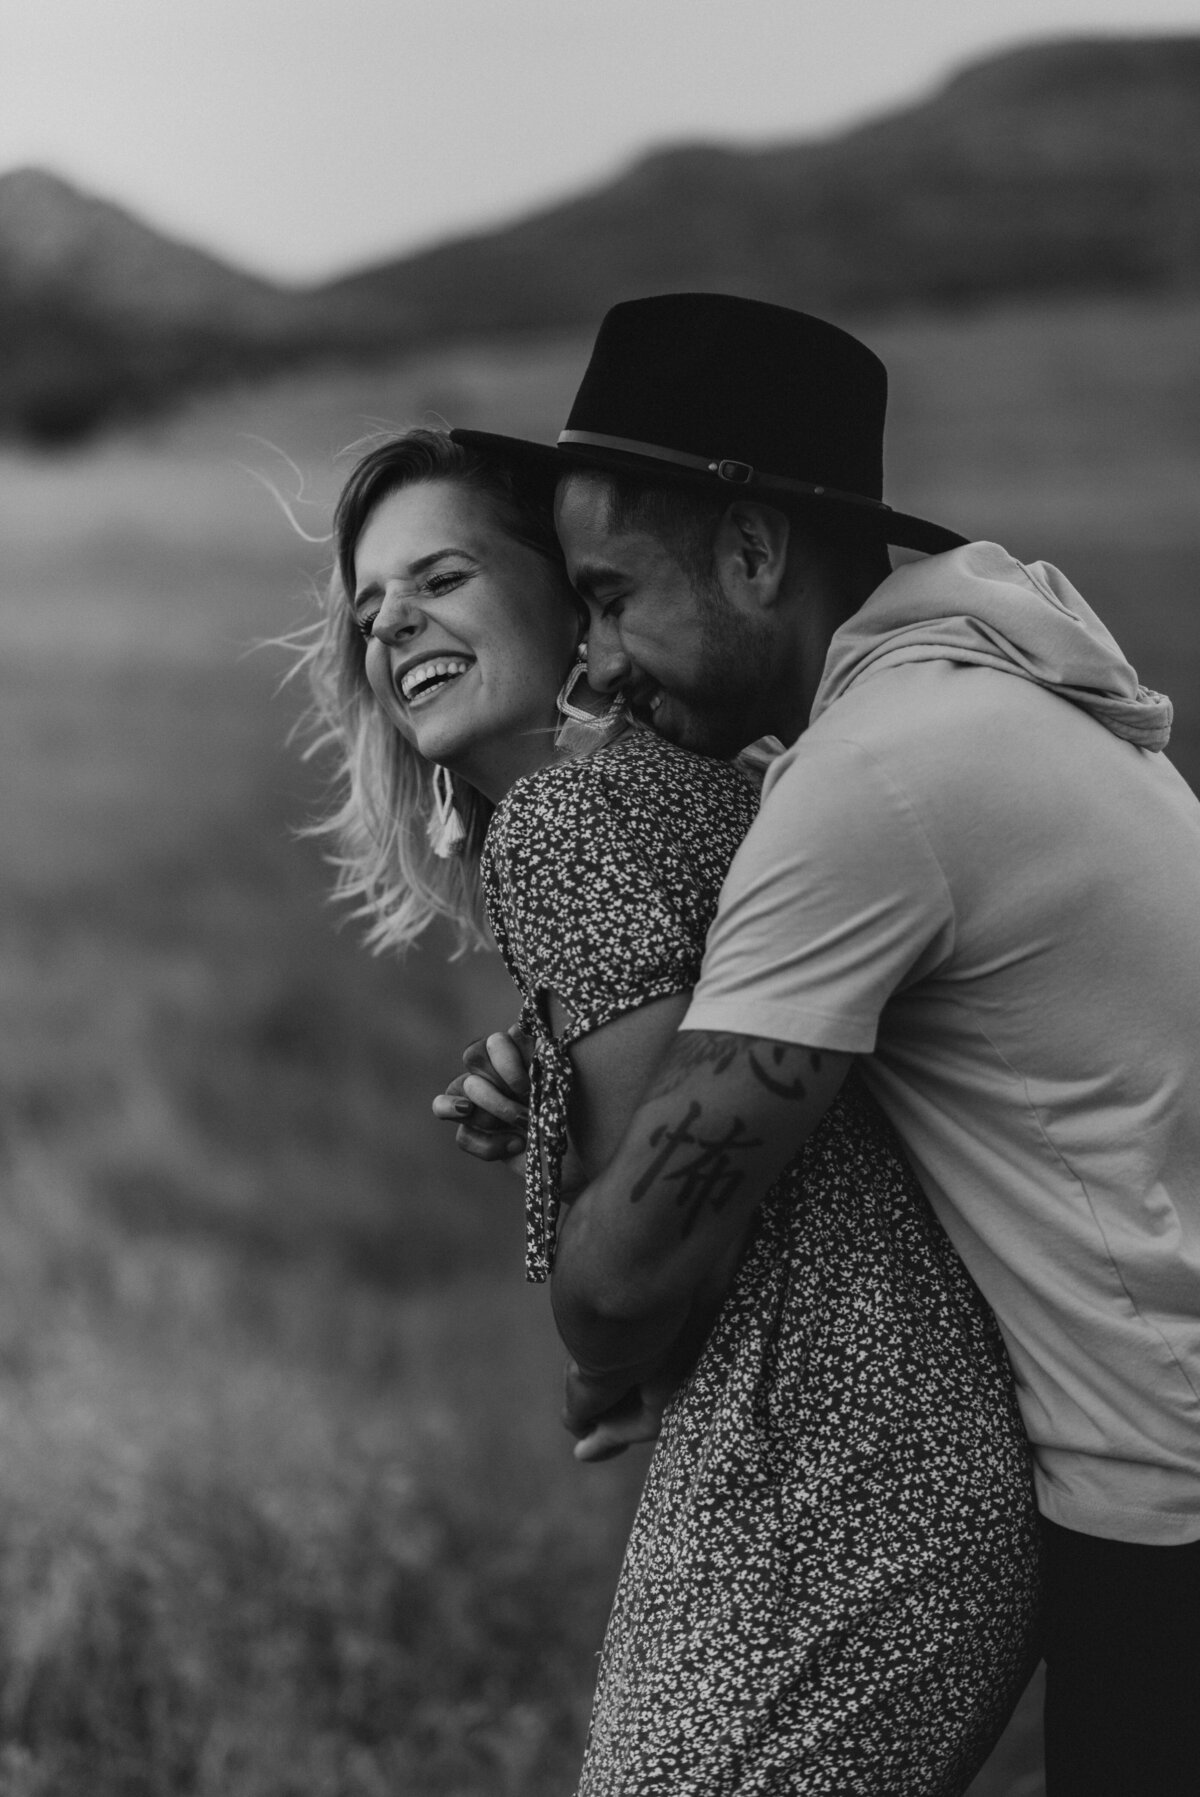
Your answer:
[0,296,1196,1792]
[0,1155,641,1795]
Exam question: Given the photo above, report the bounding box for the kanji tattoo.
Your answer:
[630,1100,764,1236]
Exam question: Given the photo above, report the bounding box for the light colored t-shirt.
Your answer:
[684,657,1200,1544]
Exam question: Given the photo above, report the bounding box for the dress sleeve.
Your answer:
[487,735,758,1038]
[481,734,757,1281]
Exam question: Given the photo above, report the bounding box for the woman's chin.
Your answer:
[412,728,469,773]
[409,697,562,798]
[406,699,471,758]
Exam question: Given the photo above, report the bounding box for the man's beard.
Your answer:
[662,582,775,759]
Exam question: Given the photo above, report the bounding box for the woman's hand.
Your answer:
[431,1027,532,1161]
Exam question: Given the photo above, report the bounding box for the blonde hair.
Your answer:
[291,429,571,957]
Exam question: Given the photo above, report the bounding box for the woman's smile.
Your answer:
[398,655,475,705]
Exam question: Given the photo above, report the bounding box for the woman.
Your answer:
[297,427,1042,1795]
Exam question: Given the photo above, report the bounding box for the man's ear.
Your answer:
[713,501,790,609]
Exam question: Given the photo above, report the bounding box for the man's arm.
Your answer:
[552,1029,850,1433]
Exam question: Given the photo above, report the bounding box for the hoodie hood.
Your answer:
[812,542,1172,752]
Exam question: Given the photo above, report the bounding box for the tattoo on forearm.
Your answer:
[646,1032,745,1096]
[649,1032,824,1103]
[748,1041,820,1099]
[630,1100,764,1236]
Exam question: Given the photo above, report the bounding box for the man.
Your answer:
[443,294,1200,1795]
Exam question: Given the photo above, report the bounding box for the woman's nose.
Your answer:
[584,621,632,694]
[370,586,421,648]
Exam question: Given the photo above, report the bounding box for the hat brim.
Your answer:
[451,428,967,558]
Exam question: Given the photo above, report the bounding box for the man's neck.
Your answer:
[779,551,891,743]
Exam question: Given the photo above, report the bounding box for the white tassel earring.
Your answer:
[427,764,466,859]
[555,646,626,755]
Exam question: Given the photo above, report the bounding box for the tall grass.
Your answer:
[0,1134,641,1796]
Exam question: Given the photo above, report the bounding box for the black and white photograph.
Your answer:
[2,2,1198,1792]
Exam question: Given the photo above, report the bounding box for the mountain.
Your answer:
[0,169,333,441]
[323,36,1200,334]
[0,167,301,330]
[2,35,1199,442]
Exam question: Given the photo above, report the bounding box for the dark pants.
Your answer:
[1041,1516,1200,1797]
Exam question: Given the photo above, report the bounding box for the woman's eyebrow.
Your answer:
[352,546,472,605]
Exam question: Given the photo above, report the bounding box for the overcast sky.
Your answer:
[3,0,1197,283]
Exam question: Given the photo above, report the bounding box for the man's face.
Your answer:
[555,474,770,759]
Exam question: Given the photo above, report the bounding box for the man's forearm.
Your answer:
[550,1030,851,1384]
[551,1181,693,1380]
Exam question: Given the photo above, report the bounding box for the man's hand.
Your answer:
[561,1238,741,1462]
[562,1359,640,1441]
[431,1027,533,1162]
[567,1368,676,1462]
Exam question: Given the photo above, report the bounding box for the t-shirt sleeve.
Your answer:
[486,741,756,1037]
[682,735,955,1052]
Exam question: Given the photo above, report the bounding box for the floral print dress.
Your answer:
[482,727,1042,1797]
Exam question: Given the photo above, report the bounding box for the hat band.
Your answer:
[557,429,892,514]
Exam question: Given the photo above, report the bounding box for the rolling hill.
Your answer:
[0,168,346,441]
[324,35,1200,334]
[2,34,1198,440]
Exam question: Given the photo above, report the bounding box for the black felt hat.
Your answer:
[453,292,965,556]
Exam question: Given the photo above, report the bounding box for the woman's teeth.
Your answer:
[401,658,472,702]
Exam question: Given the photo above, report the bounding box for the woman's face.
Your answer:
[350,479,580,802]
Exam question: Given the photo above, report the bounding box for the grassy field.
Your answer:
[1,296,1197,1794]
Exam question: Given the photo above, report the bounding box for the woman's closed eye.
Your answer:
[424,569,469,597]
[353,570,470,640]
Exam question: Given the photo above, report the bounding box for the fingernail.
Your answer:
[507,1139,526,1156]
[452,1100,472,1116]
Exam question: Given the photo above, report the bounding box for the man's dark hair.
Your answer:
[598,474,730,589]
[564,468,891,594]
